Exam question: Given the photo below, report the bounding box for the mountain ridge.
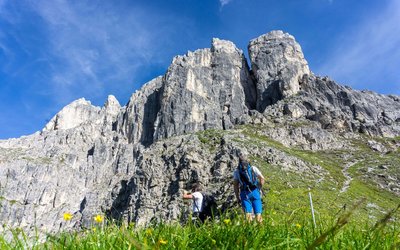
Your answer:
[0,30,399,238]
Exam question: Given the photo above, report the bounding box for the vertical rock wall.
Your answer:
[248,30,310,111]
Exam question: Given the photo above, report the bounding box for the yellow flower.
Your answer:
[223,219,231,225]
[146,228,153,236]
[94,215,104,223]
[295,223,302,229]
[158,239,167,245]
[63,213,73,221]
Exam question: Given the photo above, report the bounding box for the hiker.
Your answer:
[182,183,205,222]
[233,152,265,222]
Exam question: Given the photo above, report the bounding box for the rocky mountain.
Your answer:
[0,30,399,238]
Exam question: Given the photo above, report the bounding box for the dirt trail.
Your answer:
[340,161,359,193]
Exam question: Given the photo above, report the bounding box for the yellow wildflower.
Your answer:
[159,239,167,245]
[146,228,153,236]
[63,213,73,221]
[295,223,302,229]
[94,215,104,223]
[223,219,231,225]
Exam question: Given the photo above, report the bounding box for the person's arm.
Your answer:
[258,175,265,189]
[253,166,265,189]
[183,191,193,199]
[233,179,241,205]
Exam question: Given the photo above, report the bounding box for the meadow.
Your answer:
[1,128,399,249]
[1,191,399,249]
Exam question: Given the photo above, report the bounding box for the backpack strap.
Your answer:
[250,167,257,186]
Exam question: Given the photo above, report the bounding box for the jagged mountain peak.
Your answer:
[211,37,241,54]
[1,30,399,239]
[40,30,400,142]
[249,30,295,43]
[249,30,311,110]
[104,95,121,116]
[43,98,100,132]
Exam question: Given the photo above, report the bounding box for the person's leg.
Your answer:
[240,192,253,221]
[199,212,206,223]
[251,189,263,223]
[255,213,262,222]
[245,213,253,221]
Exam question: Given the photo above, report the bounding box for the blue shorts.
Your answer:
[240,188,263,214]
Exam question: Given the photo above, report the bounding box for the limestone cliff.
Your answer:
[0,30,399,238]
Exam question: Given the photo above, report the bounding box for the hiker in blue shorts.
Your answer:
[233,152,265,222]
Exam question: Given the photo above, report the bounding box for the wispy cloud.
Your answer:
[26,0,159,104]
[0,0,195,138]
[0,34,11,58]
[0,0,192,108]
[317,0,400,94]
[219,0,232,7]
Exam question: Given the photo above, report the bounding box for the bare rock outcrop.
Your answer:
[0,30,399,239]
[248,30,310,111]
[297,75,400,137]
[153,38,255,141]
[120,77,164,145]
[43,95,121,133]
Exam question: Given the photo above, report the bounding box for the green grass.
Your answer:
[238,125,399,206]
[2,126,400,249]
[1,205,399,249]
[196,129,224,152]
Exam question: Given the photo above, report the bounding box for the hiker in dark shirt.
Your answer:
[233,152,265,222]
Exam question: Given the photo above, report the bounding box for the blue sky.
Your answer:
[0,0,399,139]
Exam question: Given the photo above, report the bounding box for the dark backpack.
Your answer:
[199,193,217,220]
[238,163,258,191]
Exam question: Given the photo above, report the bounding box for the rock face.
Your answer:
[248,30,310,111]
[120,77,164,145]
[0,30,400,237]
[153,38,255,141]
[276,75,400,137]
[43,96,121,133]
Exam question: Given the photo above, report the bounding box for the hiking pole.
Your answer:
[308,188,317,228]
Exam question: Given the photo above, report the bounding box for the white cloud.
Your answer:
[26,0,156,103]
[317,0,400,94]
[14,0,193,108]
[220,0,232,7]
[0,34,11,58]
[1,0,195,118]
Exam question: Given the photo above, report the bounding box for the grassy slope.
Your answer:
[1,126,400,249]
[241,125,399,207]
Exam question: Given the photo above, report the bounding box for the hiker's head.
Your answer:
[191,183,202,192]
[238,152,249,168]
